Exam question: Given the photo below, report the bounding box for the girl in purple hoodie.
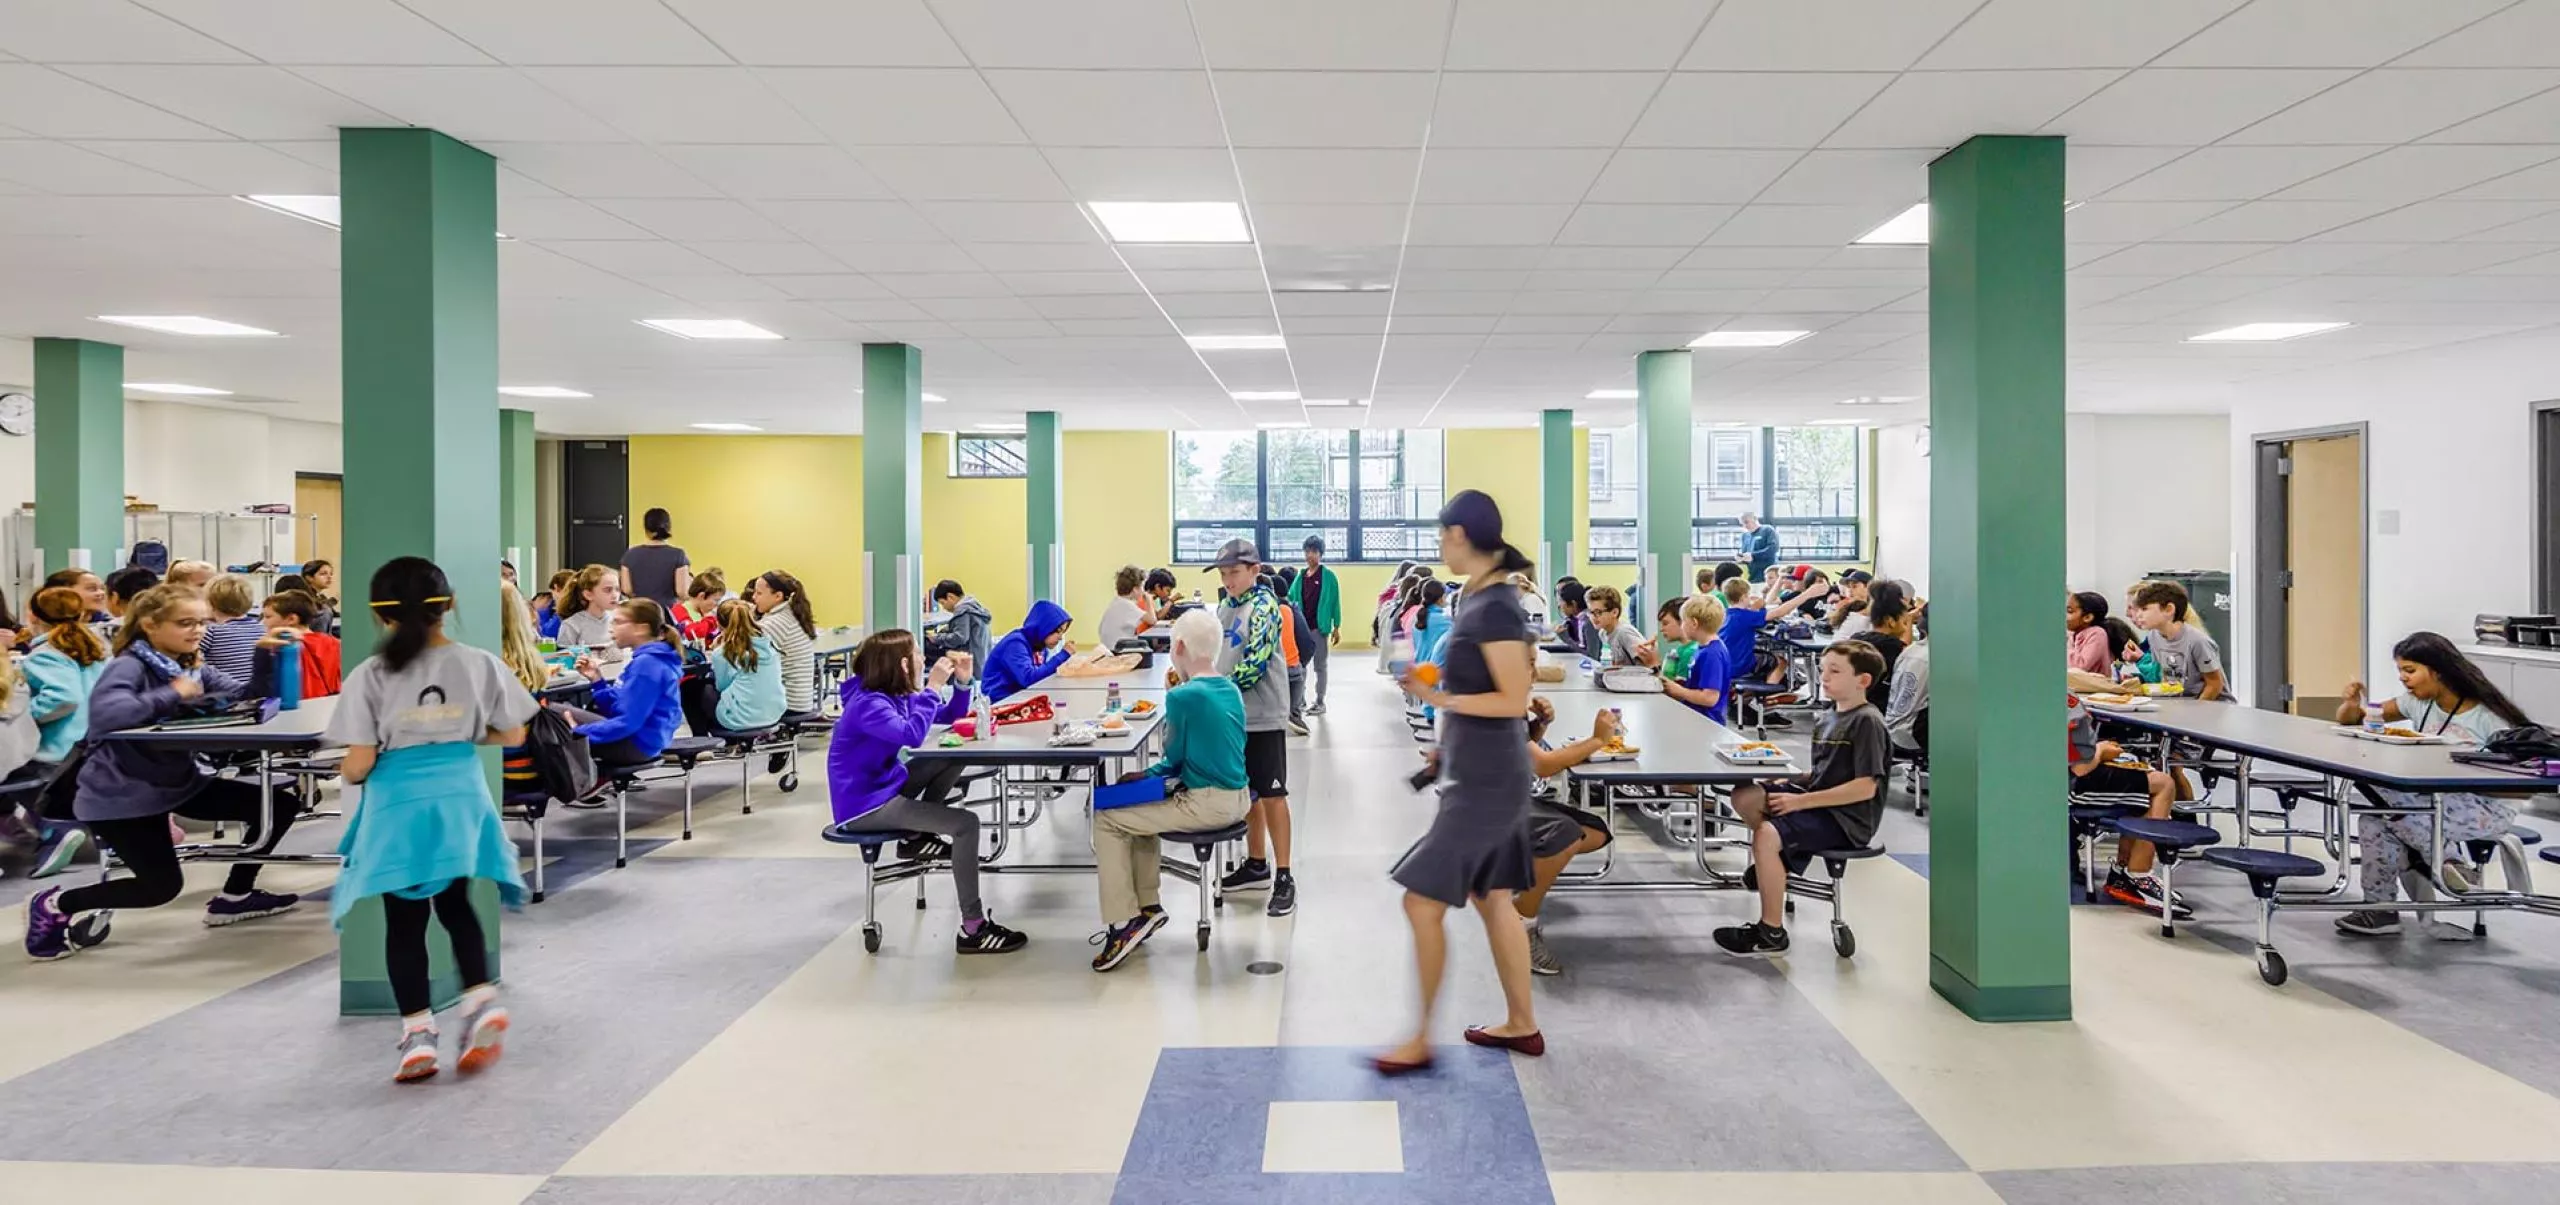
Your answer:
[825,629,1027,955]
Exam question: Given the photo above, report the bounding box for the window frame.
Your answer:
[1172,429,1444,564]
[951,433,1028,479]
[1586,424,1865,564]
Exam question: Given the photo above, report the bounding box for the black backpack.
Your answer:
[520,706,598,803]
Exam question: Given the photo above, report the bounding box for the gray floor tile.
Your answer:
[1987,1162,2560,1205]
[533,1174,1118,1204]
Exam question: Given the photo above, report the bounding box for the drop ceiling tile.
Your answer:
[850,146,1070,202]
[962,242,1128,272]
[1421,149,1616,204]
[1523,268,1669,291]
[1048,317,1176,336]
[661,0,966,66]
[2158,0,2516,67]
[1555,203,1735,245]
[1683,0,1982,70]
[691,242,847,275]
[526,67,826,144]
[2102,145,2380,201]
[74,140,333,194]
[913,295,1043,321]
[1825,69,2120,149]
[1753,149,1931,205]
[1628,72,1893,148]
[1759,286,1913,311]
[1024,293,1161,319]
[762,68,1026,145]
[398,0,726,64]
[2049,68,2358,145]
[982,269,1140,295]
[494,196,656,240]
[983,69,1224,148]
[2399,1,2560,67]
[0,140,199,194]
[767,274,894,301]
[875,271,1014,300]
[544,238,730,276]
[482,143,725,198]
[2279,145,2560,203]
[588,199,798,242]
[2459,208,2560,242]
[1252,203,1411,245]
[1132,268,1270,296]
[1120,245,1263,271]
[1539,245,1691,270]
[1922,0,2245,69]
[2335,242,2550,275]
[2320,199,2560,242]
[1405,202,1574,245]
[2066,146,2186,198]
[637,273,791,303]
[2075,241,2279,275]
[1215,71,1440,148]
[757,200,946,243]
[2156,199,2394,241]
[1235,148,1417,204]
[1052,147,1244,203]
[2426,86,2560,144]
[2226,69,2560,145]
[2197,241,2415,275]
[1396,266,1528,291]
[1429,72,1661,148]
[128,0,493,64]
[1192,0,1452,69]
[1705,203,1907,246]
[2,0,252,62]
[1444,0,1715,70]
[0,66,229,138]
[289,66,624,142]
[914,199,1100,243]
[1678,245,1840,270]
[929,0,1202,68]
[2479,248,2560,274]
[1394,290,1519,316]
[658,146,896,201]
[2064,200,2232,242]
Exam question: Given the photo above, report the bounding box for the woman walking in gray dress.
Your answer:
[1377,490,1543,1075]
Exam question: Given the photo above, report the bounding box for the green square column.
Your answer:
[864,342,924,635]
[1540,408,1575,580]
[336,127,504,1017]
[1027,410,1063,602]
[499,408,537,577]
[1926,135,2072,1022]
[33,338,125,571]
[1636,350,1691,633]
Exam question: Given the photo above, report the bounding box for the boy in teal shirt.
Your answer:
[1089,609,1252,972]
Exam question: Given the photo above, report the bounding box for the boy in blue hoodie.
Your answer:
[566,600,686,773]
[982,600,1074,702]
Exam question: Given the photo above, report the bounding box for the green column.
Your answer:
[33,338,125,571]
[1927,134,2071,1022]
[863,342,924,635]
[499,408,537,577]
[1636,350,1691,633]
[1539,408,1574,581]
[335,126,503,1017]
[1027,410,1063,602]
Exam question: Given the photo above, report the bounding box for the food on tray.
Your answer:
[2087,693,2137,705]
[1127,699,1157,715]
[2382,725,2422,738]
[1737,740,1781,754]
[1096,714,1129,732]
[1599,736,1639,755]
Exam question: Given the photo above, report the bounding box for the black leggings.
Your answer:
[681,676,723,738]
[57,778,296,915]
[383,880,490,1017]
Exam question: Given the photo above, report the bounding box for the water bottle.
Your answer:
[974,690,994,742]
[275,640,303,711]
[1388,633,1416,680]
[1107,680,1122,713]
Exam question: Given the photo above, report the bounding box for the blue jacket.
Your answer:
[982,599,1073,702]
[826,677,972,824]
[74,645,271,822]
[22,642,110,762]
[577,640,684,757]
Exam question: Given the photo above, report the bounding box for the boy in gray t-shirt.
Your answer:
[1585,585,1649,666]
[2128,580,2228,702]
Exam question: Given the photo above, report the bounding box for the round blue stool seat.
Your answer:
[2200,846,2323,880]
[2111,818,2221,851]
[1164,821,1249,847]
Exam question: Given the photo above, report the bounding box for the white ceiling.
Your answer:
[5,0,2560,434]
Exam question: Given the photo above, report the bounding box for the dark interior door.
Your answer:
[2252,439,2289,713]
[562,440,629,572]
[2540,406,2560,612]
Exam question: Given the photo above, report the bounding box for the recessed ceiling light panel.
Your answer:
[1088,201,1251,244]
[1300,398,1365,407]
[1185,334,1286,351]
[237,194,342,228]
[1854,202,1929,246]
[1230,390,1299,402]
[1689,330,1811,349]
[2186,321,2350,343]
[1586,388,1638,400]
[640,318,783,340]
[689,422,762,432]
[124,382,232,396]
[95,315,280,337]
[498,386,592,399]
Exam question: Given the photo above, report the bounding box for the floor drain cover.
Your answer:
[1246,960,1285,975]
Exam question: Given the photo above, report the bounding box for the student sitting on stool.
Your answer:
[1513,696,1615,976]
[1089,610,1251,971]
[561,600,685,782]
[1713,640,1891,958]
[2068,693,2188,919]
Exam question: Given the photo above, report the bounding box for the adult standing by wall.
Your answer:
[1289,535,1341,715]
[619,507,692,613]
[1739,511,1780,581]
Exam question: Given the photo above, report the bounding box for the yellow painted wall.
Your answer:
[919,432,1030,635]
[626,435,866,628]
[1061,429,1172,639]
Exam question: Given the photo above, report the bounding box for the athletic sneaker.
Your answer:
[1525,925,1561,976]
[23,887,72,961]
[456,996,509,1075]
[897,834,953,863]
[767,751,791,776]
[1219,858,1272,892]
[1713,921,1790,958]
[2103,868,2193,919]
[68,910,112,952]
[32,826,87,879]
[956,918,1029,954]
[204,889,300,927]
[1266,874,1297,918]
[2335,909,2403,937]
[394,1027,441,1084]
[1089,914,1159,972]
[1286,718,1311,738]
[2440,859,2479,895]
[1306,703,1326,717]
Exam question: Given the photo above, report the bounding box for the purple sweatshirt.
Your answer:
[825,677,972,824]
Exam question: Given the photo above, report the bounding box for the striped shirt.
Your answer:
[761,609,816,714]
[199,616,265,685]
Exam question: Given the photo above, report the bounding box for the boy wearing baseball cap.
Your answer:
[1205,539,1298,917]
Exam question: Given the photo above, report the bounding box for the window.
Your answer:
[1587,432,1615,504]
[1586,424,1865,563]
[1173,430,1444,563]
[952,434,1026,479]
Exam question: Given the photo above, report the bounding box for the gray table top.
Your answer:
[104,695,342,752]
[1036,675,1174,697]
[2097,698,2549,793]
[909,687,1165,765]
[1539,692,1796,785]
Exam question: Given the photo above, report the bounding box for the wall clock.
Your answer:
[0,393,32,437]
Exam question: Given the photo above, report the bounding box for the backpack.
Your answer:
[128,540,170,575]
[518,705,598,803]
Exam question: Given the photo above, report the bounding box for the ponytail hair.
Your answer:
[712,598,761,672]
[30,586,108,666]
[619,598,682,653]
[368,556,454,672]
[756,570,815,638]
[564,564,614,616]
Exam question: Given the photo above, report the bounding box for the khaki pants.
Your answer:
[1093,785,1252,922]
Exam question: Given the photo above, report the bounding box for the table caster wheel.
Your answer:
[862,924,881,954]
[779,772,799,793]
[1832,923,1855,958]
[2257,949,2288,987]
[1196,923,1210,952]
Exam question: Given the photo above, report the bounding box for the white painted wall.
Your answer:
[2227,327,2560,704]
[0,398,342,562]
[1874,422,1931,595]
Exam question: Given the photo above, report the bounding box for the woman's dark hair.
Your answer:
[1143,567,1177,593]
[643,507,673,540]
[1868,579,1912,629]
[368,556,454,672]
[273,573,309,594]
[1421,579,1447,607]
[2100,617,2142,660]
[758,570,816,636]
[2070,591,2110,623]
[2394,631,2533,729]
[853,629,922,695]
[106,566,160,602]
[302,558,335,588]
[618,598,683,652]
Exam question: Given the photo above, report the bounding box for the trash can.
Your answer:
[2146,569,2232,656]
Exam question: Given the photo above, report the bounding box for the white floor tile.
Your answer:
[1263,1100,1402,1173]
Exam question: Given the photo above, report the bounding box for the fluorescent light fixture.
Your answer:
[1689,329,1810,349]
[498,386,591,399]
[237,194,341,228]
[1301,398,1365,407]
[124,382,231,396]
[1585,388,1638,400]
[1257,420,1309,429]
[2186,321,2350,343]
[639,318,783,340]
[1713,421,1753,429]
[1088,201,1251,244]
[973,423,1026,433]
[689,422,762,432]
[1854,202,1929,246]
[94,315,278,337]
[1231,390,1299,402]
[1809,418,1862,426]
[1185,334,1286,351]
[1837,394,1917,406]
[922,392,946,403]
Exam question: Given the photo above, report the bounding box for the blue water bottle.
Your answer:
[275,640,303,711]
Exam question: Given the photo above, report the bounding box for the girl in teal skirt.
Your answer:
[327,557,538,1083]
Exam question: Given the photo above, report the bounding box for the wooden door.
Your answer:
[294,474,342,574]
[2283,434,2362,716]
